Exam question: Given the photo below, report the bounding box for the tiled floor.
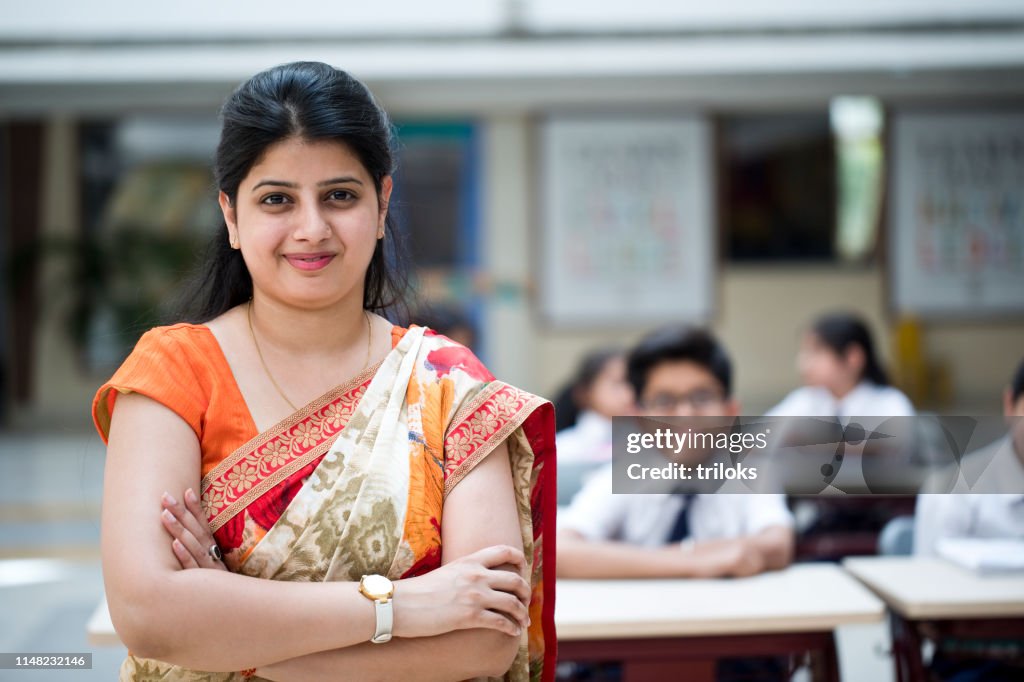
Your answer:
[0,431,895,681]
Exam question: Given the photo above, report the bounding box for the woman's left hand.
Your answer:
[160,488,228,572]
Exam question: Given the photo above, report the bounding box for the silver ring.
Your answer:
[208,544,223,562]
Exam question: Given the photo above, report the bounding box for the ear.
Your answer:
[723,398,741,417]
[218,191,239,247]
[845,344,866,375]
[377,175,393,235]
[1004,386,1016,418]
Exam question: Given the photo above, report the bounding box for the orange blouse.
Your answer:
[92,322,407,478]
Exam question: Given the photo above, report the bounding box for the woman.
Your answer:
[552,348,633,464]
[93,62,556,681]
[766,312,914,418]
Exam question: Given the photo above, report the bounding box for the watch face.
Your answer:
[362,574,392,597]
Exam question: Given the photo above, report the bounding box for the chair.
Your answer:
[877,515,916,556]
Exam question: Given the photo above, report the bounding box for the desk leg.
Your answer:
[821,632,841,682]
[622,659,715,682]
[889,611,926,682]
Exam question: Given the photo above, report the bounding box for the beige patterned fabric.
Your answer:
[115,326,556,681]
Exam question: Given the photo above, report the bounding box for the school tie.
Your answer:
[666,493,697,543]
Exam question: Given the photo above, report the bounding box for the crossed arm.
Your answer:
[103,393,528,679]
[556,526,794,579]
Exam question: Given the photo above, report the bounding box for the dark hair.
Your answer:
[412,304,477,348]
[553,347,624,432]
[626,326,732,398]
[1011,356,1024,404]
[175,61,409,322]
[810,312,888,386]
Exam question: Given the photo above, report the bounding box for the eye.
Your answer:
[327,189,355,202]
[261,194,290,206]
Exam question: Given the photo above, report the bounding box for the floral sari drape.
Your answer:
[120,325,557,682]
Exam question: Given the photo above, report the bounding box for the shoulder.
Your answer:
[766,387,823,416]
[415,327,496,384]
[132,322,216,357]
[93,323,217,444]
[868,384,915,416]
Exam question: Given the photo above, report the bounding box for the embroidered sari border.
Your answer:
[201,359,381,494]
[444,380,504,440]
[442,382,547,496]
[207,432,341,534]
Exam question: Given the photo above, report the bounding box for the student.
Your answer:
[915,356,1024,552]
[557,325,795,579]
[553,347,635,464]
[912,358,1024,682]
[767,312,914,418]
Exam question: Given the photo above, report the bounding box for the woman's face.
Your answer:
[797,331,860,389]
[220,137,391,310]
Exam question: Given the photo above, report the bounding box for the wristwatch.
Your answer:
[359,574,395,643]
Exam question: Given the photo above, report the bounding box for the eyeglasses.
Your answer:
[640,389,725,413]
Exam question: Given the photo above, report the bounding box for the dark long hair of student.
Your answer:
[811,312,890,386]
[174,61,410,323]
[553,347,623,433]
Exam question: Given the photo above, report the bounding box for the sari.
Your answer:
[93,324,557,681]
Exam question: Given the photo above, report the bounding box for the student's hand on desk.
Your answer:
[688,538,766,578]
[159,488,228,572]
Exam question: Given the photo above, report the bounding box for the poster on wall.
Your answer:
[539,117,714,326]
[889,111,1024,317]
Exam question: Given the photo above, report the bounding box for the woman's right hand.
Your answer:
[391,544,531,639]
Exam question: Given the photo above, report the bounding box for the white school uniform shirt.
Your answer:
[558,463,794,547]
[915,435,1024,556]
[556,411,614,464]
[766,381,915,419]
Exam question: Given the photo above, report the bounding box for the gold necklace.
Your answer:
[247,301,372,412]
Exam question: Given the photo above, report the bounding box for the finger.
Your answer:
[474,608,522,638]
[160,507,185,539]
[471,545,526,572]
[172,539,200,569]
[161,508,215,568]
[163,490,215,548]
[486,570,532,606]
[183,488,212,537]
[481,591,529,630]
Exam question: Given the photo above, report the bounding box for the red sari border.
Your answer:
[442,381,548,497]
[200,360,381,532]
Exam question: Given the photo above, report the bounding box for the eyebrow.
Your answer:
[251,176,365,191]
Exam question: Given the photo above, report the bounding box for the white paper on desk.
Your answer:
[936,538,1024,574]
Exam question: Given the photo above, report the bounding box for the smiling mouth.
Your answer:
[285,254,335,271]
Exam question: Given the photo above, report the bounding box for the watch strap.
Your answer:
[371,598,393,643]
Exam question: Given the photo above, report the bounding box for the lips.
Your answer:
[284,253,335,271]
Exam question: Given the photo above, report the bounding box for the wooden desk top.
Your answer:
[842,556,1024,620]
[555,563,884,640]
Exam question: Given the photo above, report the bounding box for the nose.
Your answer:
[291,200,331,242]
[672,403,697,418]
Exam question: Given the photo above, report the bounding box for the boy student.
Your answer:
[557,325,795,579]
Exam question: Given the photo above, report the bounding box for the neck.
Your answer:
[828,379,861,402]
[249,291,368,358]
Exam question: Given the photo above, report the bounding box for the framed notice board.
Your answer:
[888,110,1024,317]
[539,117,714,327]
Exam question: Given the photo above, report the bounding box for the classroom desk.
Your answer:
[556,563,885,682]
[843,556,1024,682]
